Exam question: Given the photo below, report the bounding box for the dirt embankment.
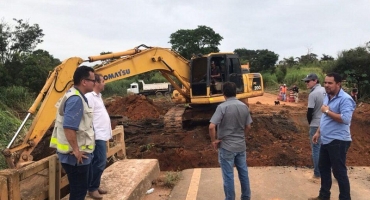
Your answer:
[106,93,370,171]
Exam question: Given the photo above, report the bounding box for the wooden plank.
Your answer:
[0,176,8,200]
[30,186,48,200]
[0,169,20,200]
[48,156,56,200]
[107,145,123,158]
[112,125,124,136]
[116,125,126,159]
[60,174,69,188]
[106,125,126,159]
[55,161,61,199]
[18,155,52,180]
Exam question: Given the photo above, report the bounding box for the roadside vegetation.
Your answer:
[0,18,369,169]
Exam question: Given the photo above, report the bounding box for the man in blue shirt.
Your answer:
[309,72,356,200]
[51,66,96,200]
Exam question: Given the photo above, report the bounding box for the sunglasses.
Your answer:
[305,80,311,83]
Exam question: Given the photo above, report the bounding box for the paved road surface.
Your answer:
[169,166,370,200]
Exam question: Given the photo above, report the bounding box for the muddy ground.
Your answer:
[105,93,370,171]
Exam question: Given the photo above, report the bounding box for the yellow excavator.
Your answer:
[2,44,264,168]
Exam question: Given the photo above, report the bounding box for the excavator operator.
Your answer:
[210,61,221,94]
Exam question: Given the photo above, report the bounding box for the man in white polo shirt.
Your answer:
[85,73,112,199]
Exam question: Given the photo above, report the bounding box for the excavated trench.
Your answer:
[104,94,370,171]
[28,94,370,171]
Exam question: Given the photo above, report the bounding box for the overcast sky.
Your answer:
[1,0,369,62]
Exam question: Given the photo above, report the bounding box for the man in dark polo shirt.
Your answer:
[209,82,253,200]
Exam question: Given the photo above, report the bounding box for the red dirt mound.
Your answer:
[105,95,163,121]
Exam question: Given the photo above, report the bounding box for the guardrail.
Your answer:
[0,125,125,200]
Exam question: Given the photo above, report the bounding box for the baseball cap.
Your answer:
[302,73,318,81]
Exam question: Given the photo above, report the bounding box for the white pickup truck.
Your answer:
[127,80,172,96]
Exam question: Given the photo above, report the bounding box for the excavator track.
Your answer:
[163,105,186,133]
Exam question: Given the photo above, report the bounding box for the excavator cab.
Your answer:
[190,53,245,97]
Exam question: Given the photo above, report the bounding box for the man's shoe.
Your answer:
[88,190,103,199]
[98,188,108,194]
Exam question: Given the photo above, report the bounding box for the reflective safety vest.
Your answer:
[50,87,95,154]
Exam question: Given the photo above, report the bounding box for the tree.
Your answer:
[297,53,318,65]
[333,46,370,98]
[169,25,223,59]
[282,57,297,67]
[234,48,279,72]
[19,50,61,93]
[320,54,334,61]
[0,18,44,64]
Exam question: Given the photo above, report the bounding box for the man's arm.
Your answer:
[244,124,251,136]
[209,106,223,150]
[307,108,313,124]
[321,100,355,124]
[63,96,87,164]
[312,126,320,144]
[209,123,221,150]
[209,123,217,142]
[64,128,87,164]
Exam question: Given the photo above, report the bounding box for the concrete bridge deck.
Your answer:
[62,160,370,200]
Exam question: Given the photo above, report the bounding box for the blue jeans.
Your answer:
[88,140,107,192]
[309,127,321,177]
[61,163,90,200]
[218,148,251,200]
[318,140,351,200]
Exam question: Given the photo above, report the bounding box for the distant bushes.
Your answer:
[0,86,35,111]
[262,65,325,91]
[0,102,26,169]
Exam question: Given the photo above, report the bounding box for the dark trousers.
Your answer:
[319,140,351,200]
[88,140,107,192]
[61,163,90,200]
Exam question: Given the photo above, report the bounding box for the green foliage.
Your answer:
[297,53,318,65]
[149,72,169,83]
[320,54,334,61]
[0,101,26,169]
[169,25,223,59]
[164,171,181,188]
[282,57,297,67]
[0,50,60,92]
[0,19,59,93]
[263,65,325,91]
[261,72,278,90]
[0,18,44,64]
[104,79,135,97]
[332,46,370,98]
[275,69,285,84]
[234,48,279,72]
[0,86,35,111]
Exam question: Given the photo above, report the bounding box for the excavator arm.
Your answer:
[2,57,83,168]
[2,45,191,168]
[92,45,191,101]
